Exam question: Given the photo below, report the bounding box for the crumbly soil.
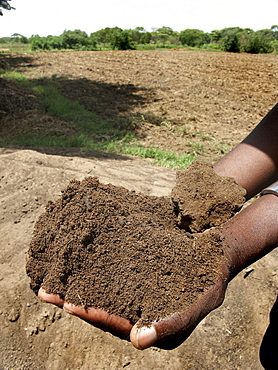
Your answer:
[26,173,226,325]
[1,50,278,369]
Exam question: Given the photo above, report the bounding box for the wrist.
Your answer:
[260,180,278,197]
[220,194,278,280]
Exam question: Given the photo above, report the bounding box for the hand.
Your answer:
[38,288,133,340]
[38,193,278,350]
[130,258,229,349]
[38,256,230,350]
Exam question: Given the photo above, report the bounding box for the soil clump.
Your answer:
[172,161,246,232]
[26,163,245,325]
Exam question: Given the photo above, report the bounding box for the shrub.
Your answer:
[242,33,274,54]
[179,29,209,47]
[270,40,278,54]
[61,30,96,50]
[30,31,97,51]
[31,36,50,51]
[110,29,135,50]
[222,33,240,52]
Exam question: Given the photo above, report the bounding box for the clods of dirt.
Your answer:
[172,161,246,232]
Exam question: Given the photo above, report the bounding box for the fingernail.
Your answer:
[63,303,75,315]
[134,325,157,349]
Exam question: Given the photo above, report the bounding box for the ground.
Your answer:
[0,50,278,369]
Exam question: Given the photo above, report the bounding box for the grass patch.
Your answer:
[1,70,30,85]
[120,144,196,168]
[0,43,31,54]
[1,72,196,168]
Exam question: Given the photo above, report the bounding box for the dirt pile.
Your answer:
[26,162,246,325]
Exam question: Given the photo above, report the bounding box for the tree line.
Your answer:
[1,26,278,54]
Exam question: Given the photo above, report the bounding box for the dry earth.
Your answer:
[0,50,278,369]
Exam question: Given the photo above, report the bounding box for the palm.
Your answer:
[39,259,229,350]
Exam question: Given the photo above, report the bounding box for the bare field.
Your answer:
[2,50,278,158]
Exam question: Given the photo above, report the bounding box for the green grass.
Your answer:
[0,43,31,53]
[1,72,197,168]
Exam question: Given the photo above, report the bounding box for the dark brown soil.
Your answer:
[26,162,245,325]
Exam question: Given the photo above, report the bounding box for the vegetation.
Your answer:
[1,25,277,54]
[179,29,209,47]
[0,0,14,15]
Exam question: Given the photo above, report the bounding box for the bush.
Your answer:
[30,30,97,51]
[270,40,278,54]
[31,36,50,51]
[242,33,274,54]
[61,30,96,50]
[110,30,135,50]
[222,33,240,52]
[179,29,209,47]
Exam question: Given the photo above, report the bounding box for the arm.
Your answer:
[130,103,278,349]
[214,103,278,199]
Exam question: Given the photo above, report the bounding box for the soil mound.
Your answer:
[26,162,246,325]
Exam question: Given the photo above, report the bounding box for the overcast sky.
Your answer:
[0,0,277,38]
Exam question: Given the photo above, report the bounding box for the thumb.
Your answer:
[130,323,158,349]
[130,311,198,350]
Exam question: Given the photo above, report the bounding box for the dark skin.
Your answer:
[39,103,278,350]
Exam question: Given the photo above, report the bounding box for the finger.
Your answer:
[63,302,133,340]
[130,324,157,349]
[38,288,64,308]
[130,311,192,350]
[130,281,226,350]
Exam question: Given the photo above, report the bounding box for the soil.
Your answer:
[26,169,230,325]
[1,50,278,369]
[1,50,278,159]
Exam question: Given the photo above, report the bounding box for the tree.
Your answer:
[210,30,222,42]
[156,26,174,35]
[153,26,176,46]
[61,30,96,50]
[139,31,152,44]
[11,33,28,44]
[255,28,275,41]
[222,33,240,52]
[91,27,121,44]
[271,25,278,40]
[134,26,145,32]
[242,32,274,54]
[128,27,145,44]
[0,0,14,15]
[30,30,96,51]
[110,29,135,50]
[179,29,209,47]
[30,36,50,51]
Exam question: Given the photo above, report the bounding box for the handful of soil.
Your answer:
[26,162,245,325]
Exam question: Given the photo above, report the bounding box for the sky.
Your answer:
[0,0,277,38]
